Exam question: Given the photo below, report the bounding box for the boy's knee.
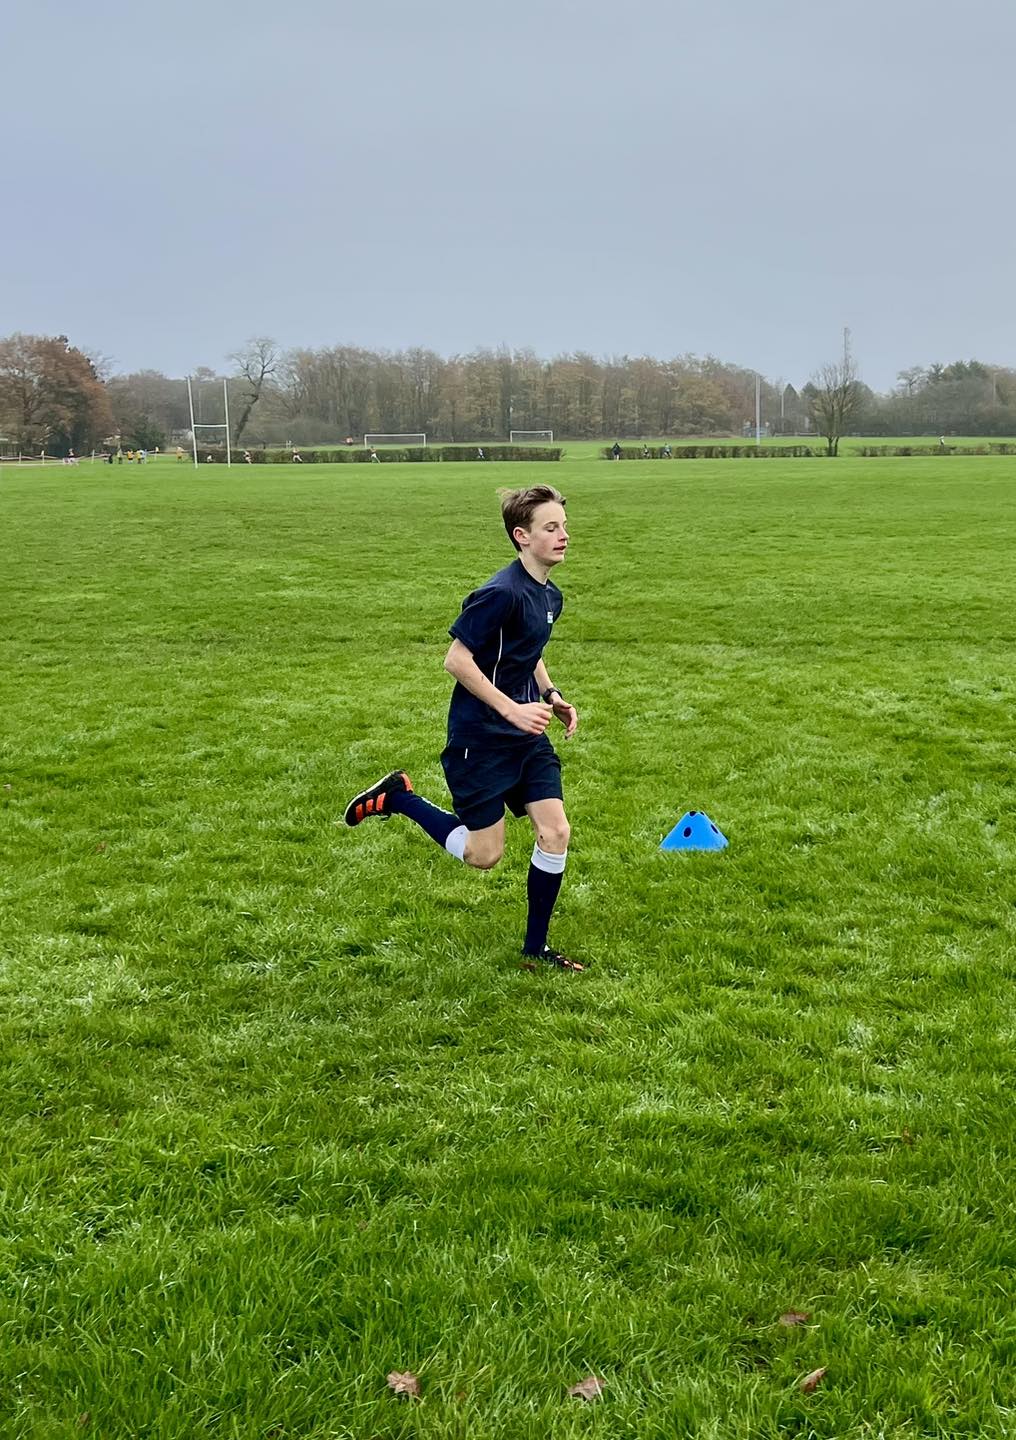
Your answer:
[465,837,504,870]
[538,815,571,853]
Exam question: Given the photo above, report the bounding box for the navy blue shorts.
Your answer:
[441,734,563,831]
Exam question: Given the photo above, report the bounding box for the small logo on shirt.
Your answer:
[547,611,554,624]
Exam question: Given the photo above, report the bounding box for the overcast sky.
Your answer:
[4,0,1014,391]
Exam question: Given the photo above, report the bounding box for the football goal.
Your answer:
[364,433,427,447]
[509,430,553,443]
[187,376,232,466]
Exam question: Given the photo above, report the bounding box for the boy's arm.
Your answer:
[444,640,551,737]
[535,658,578,738]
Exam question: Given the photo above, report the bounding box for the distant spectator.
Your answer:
[292,449,303,463]
[939,436,946,448]
[611,441,621,461]
[205,453,213,462]
[345,435,354,446]
[243,449,253,464]
[117,448,124,464]
[176,446,185,461]
[642,443,650,458]
[370,446,380,463]
[662,442,672,458]
[476,446,485,460]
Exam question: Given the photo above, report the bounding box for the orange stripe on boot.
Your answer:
[355,803,364,822]
[376,791,387,812]
[365,797,374,813]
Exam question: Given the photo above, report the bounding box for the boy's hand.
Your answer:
[507,701,553,735]
[552,697,578,738]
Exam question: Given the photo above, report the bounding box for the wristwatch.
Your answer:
[541,687,563,703]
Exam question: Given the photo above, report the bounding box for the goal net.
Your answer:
[509,430,553,443]
[364,433,427,447]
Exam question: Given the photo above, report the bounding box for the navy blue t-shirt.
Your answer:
[447,558,563,744]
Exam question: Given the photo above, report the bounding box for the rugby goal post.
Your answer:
[509,429,553,443]
[363,432,426,447]
[187,376,232,466]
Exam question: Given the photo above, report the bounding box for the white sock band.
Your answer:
[445,825,468,861]
[532,843,567,875]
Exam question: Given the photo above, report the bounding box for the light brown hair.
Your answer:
[498,485,566,551]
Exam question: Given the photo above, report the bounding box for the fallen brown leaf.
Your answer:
[901,1126,914,1145]
[387,1370,421,1399]
[778,1310,811,1327]
[95,842,107,853]
[567,1375,605,1402]
[519,962,537,973]
[77,1417,91,1429]
[800,1366,827,1394]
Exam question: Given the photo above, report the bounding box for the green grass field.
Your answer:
[552,438,1016,461]
[215,437,1015,461]
[3,456,1015,1438]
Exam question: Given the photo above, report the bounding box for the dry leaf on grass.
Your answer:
[567,1375,606,1402]
[387,1370,421,1399]
[519,962,537,973]
[778,1310,811,1327]
[800,1366,827,1394]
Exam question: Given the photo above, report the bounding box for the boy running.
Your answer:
[344,485,582,970]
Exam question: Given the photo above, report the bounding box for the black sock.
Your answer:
[385,789,466,855]
[523,844,567,954]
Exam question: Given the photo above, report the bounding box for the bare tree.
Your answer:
[229,337,280,443]
[809,351,862,456]
[895,364,927,397]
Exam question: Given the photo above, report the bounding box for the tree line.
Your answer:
[0,335,113,456]
[3,332,1016,456]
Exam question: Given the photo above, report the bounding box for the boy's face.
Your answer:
[515,500,569,567]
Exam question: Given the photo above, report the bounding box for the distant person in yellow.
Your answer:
[176,446,185,461]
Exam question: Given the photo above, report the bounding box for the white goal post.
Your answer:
[187,376,232,467]
[510,429,554,443]
[364,433,427,447]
